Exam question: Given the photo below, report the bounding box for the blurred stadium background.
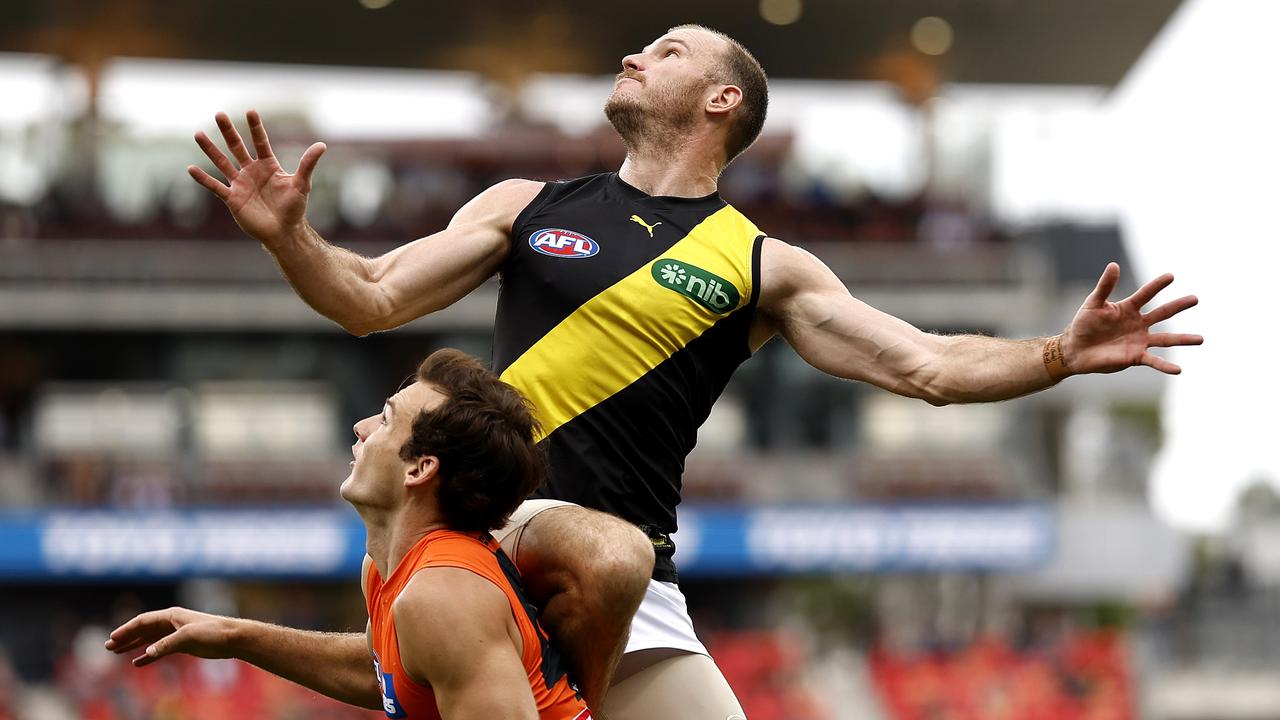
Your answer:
[0,0,1270,718]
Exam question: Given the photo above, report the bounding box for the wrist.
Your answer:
[1042,334,1071,381]
[266,221,314,255]
[220,616,253,657]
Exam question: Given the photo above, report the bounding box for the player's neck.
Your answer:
[363,507,448,580]
[617,149,720,198]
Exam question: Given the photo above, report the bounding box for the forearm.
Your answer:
[265,222,390,335]
[766,241,1197,407]
[228,619,380,710]
[923,333,1063,404]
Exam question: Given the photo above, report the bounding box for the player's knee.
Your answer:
[578,521,653,606]
[521,508,652,607]
[610,523,655,587]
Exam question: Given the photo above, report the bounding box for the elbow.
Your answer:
[912,382,952,407]
[613,527,657,585]
[339,319,378,338]
[334,259,405,337]
[912,343,959,407]
[924,394,951,408]
[579,523,654,605]
[580,525,653,586]
[917,376,961,406]
[338,286,401,338]
[899,364,954,407]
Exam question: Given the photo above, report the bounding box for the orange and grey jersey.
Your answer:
[495,172,764,582]
[365,530,588,720]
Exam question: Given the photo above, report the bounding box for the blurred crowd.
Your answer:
[26,627,829,720]
[0,607,1137,720]
[54,649,377,720]
[872,632,1133,720]
[0,124,1000,249]
[39,457,345,509]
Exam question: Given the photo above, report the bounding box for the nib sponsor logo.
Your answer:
[651,258,740,314]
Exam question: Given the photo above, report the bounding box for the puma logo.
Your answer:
[629,214,662,237]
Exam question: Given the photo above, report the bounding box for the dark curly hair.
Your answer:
[398,349,547,532]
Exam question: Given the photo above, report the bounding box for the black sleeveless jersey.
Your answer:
[493,172,764,582]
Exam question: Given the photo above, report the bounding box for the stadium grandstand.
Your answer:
[0,0,1268,718]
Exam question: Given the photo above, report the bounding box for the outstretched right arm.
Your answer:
[190,110,544,336]
[105,607,381,710]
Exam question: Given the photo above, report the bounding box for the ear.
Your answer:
[404,455,440,490]
[706,83,743,118]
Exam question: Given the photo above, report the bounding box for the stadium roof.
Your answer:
[1,0,1182,86]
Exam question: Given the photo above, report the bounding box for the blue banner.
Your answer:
[0,509,364,580]
[0,503,1054,580]
[672,503,1055,574]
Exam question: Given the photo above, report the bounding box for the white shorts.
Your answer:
[494,499,709,657]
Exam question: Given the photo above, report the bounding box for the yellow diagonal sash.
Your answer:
[502,206,759,440]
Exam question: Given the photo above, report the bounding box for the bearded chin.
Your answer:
[605,89,701,156]
[604,94,651,152]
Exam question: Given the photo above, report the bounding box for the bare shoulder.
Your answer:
[757,237,837,310]
[452,179,546,232]
[391,567,513,683]
[760,236,815,273]
[480,178,546,206]
[393,567,509,634]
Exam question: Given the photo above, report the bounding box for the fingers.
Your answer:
[246,109,275,160]
[107,634,157,655]
[107,609,177,647]
[295,142,327,189]
[1141,352,1182,375]
[107,610,162,644]
[1148,332,1204,348]
[188,165,231,201]
[132,629,186,667]
[106,622,172,655]
[194,130,239,181]
[1144,294,1198,325]
[215,111,254,165]
[1083,262,1120,309]
[106,612,181,659]
[1126,272,1175,309]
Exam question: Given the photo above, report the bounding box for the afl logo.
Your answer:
[529,228,599,259]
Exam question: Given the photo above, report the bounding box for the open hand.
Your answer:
[105,606,238,667]
[188,110,326,247]
[1060,262,1202,375]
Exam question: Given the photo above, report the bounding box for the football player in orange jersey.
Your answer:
[106,349,651,719]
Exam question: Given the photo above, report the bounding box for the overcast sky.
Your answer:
[1112,0,1278,531]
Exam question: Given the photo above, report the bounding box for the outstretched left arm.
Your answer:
[756,238,1202,406]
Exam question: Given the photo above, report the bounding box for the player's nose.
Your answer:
[622,53,644,73]
[352,414,375,440]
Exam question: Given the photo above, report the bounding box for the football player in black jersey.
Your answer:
[188,24,1201,718]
